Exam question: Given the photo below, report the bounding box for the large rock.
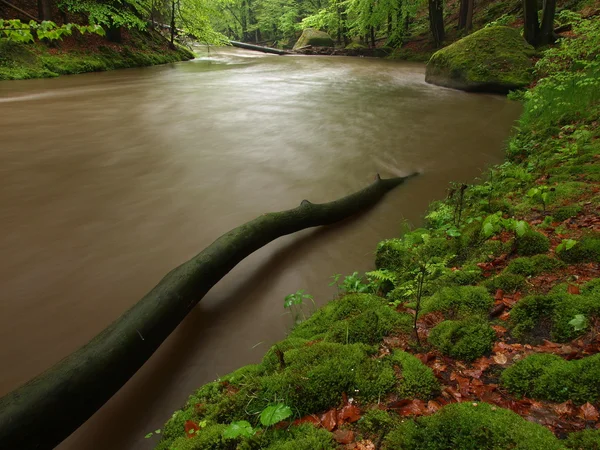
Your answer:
[293,28,334,50]
[425,26,535,94]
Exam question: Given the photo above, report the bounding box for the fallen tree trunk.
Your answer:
[0,173,416,449]
[230,40,289,55]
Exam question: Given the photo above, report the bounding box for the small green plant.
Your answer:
[557,238,578,253]
[569,314,587,332]
[284,290,315,325]
[144,428,162,439]
[527,185,551,211]
[259,403,293,426]
[341,272,372,293]
[222,420,255,439]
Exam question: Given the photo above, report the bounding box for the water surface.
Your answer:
[0,47,520,449]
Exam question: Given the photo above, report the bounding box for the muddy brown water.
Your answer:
[0,47,520,449]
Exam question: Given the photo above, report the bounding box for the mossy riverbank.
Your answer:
[0,29,194,81]
[154,12,600,450]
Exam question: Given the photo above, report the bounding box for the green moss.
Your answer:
[345,42,367,50]
[510,292,599,342]
[565,429,600,449]
[483,273,526,294]
[165,424,233,450]
[557,237,600,263]
[501,353,600,404]
[553,205,582,221]
[382,402,561,450]
[425,26,534,94]
[421,286,492,319]
[516,231,550,256]
[375,238,412,271]
[0,31,193,81]
[506,255,564,277]
[292,28,334,49]
[442,265,484,286]
[290,294,410,344]
[263,424,336,450]
[260,342,392,414]
[358,409,396,435]
[582,278,600,296]
[428,318,495,361]
[390,351,440,399]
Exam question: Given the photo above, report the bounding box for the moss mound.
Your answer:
[290,293,411,344]
[565,429,600,449]
[510,292,600,342]
[425,26,534,94]
[506,255,564,277]
[516,231,550,256]
[557,237,600,263]
[292,28,334,50]
[502,353,600,404]
[421,285,492,318]
[390,351,440,399]
[428,317,495,361]
[383,402,561,449]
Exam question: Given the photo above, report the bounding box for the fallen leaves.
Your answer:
[578,403,599,421]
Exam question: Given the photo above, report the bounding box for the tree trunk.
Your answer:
[370,25,375,47]
[169,0,176,49]
[458,0,468,29]
[539,0,556,45]
[428,0,445,47]
[465,0,474,31]
[38,0,52,21]
[523,0,540,46]
[230,40,288,55]
[0,173,417,450]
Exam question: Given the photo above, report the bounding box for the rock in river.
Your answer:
[293,28,334,50]
[425,26,535,94]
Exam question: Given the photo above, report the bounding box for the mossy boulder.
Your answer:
[421,286,493,319]
[293,28,334,50]
[383,402,562,449]
[425,26,535,94]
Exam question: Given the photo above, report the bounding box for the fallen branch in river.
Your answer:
[230,40,290,55]
[0,172,417,449]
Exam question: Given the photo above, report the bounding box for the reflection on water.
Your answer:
[0,47,520,449]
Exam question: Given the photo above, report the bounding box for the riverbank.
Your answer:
[0,28,194,81]
[155,13,600,450]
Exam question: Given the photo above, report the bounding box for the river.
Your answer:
[0,47,520,449]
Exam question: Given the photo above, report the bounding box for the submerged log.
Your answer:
[230,40,290,55]
[0,173,416,449]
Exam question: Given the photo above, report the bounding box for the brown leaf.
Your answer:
[579,402,599,421]
[352,440,376,450]
[568,284,581,295]
[553,400,575,417]
[321,409,338,431]
[333,429,355,444]
[492,325,508,336]
[293,415,321,427]
[184,420,200,439]
[397,399,427,417]
[492,353,508,365]
[427,400,442,414]
[338,404,361,424]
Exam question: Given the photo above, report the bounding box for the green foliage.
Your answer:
[262,424,336,450]
[501,353,600,404]
[557,237,600,263]
[223,420,254,439]
[510,292,599,342]
[428,318,495,362]
[390,350,440,399]
[0,19,104,43]
[59,0,149,29]
[383,402,561,450]
[284,290,315,324]
[165,424,231,450]
[259,404,292,426]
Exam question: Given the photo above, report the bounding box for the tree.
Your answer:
[458,0,474,32]
[523,0,556,47]
[38,0,53,21]
[428,0,444,47]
